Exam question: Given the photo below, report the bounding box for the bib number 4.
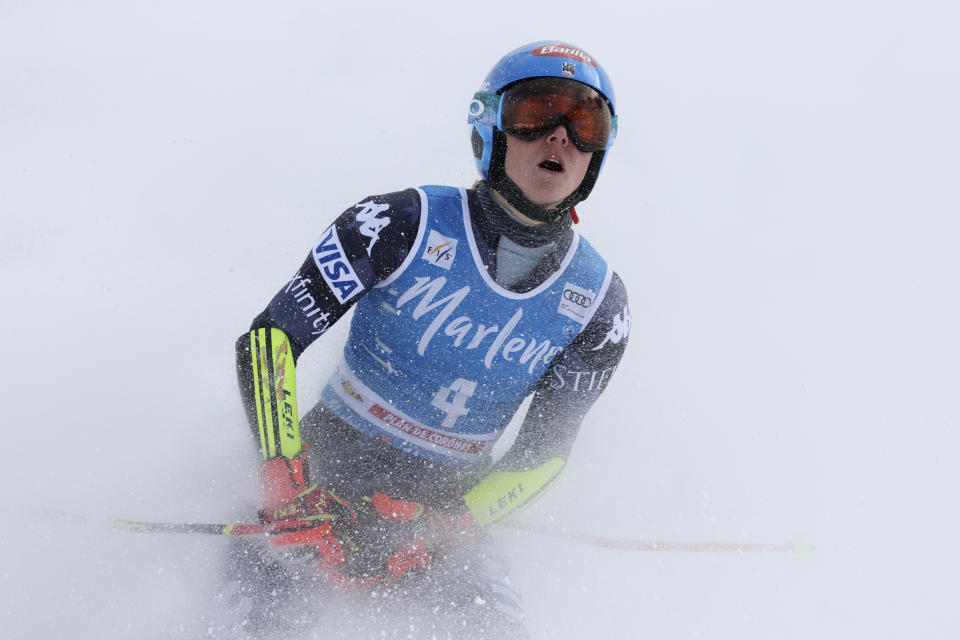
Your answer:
[431,378,477,427]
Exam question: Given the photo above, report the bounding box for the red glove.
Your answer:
[367,492,478,582]
[258,452,356,574]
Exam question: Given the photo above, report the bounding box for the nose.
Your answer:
[546,125,570,146]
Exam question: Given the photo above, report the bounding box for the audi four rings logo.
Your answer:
[563,288,592,307]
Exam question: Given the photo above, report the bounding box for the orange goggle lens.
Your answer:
[500,78,612,152]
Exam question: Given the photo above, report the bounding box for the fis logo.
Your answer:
[422,229,458,270]
[313,226,365,304]
[557,282,595,324]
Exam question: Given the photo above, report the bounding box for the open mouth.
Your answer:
[538,158,563,173]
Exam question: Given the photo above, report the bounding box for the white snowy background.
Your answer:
[2,1,958,638]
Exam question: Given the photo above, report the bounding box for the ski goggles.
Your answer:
[498,77,614,152]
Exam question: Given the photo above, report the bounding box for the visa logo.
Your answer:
[312,226,365,304]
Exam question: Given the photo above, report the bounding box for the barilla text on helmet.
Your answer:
[531,44,598,68]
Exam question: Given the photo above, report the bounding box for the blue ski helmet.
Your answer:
[467,41,618,217]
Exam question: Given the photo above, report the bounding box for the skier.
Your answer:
[225,40,631,639]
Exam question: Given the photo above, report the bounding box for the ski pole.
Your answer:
[37,508,811,555]
[113,519,269,536]
[31,509,271,537]
[110,516,811,556]
[506,520,812,556]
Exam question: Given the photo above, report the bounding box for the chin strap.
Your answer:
[491,171,574,223]
[476,182,574,250]
[486,128,603,224]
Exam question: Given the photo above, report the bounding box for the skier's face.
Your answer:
[503,126,593,208]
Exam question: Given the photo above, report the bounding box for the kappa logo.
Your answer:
[557,282,595,324]
[312,226,365,304]
[354,200,391,256]
[422,229,458,270]
[592,304,632,351]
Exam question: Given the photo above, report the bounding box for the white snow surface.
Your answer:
[2,1,959,638]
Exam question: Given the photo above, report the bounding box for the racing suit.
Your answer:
[232,181,631,638]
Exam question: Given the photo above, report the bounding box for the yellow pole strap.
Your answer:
[463,457,565,528]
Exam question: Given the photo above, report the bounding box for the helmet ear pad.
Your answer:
[486,128,509,186]
[471,126,494,179]
[486,127,606,222]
